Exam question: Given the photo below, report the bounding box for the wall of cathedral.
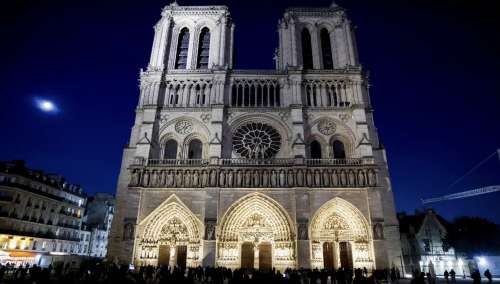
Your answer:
[108,2,402,271]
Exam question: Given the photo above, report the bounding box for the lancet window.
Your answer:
[302,28,313,69]
[231,80,281,107]
[175,28,190,69]
[196,28,210,69]
[321,28,334,69]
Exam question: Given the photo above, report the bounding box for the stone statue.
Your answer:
[227,170,234,187]
[219,170,226,186]
[210,170,217,186]
[297,170,304,186]
[373,223,384,240]
[298,223,308,240]
[205,223,216,240]
[151,171,159,187]
[130,170,139,186]
[244,171,251,187]
[123,223,135,241]
[184,170,191,187]
[193,170,199,187]
[331,170,338,186]
[279,170,286,186]
[253,170,260,187]
[358,170,365,186]
[348,170,355,186]
[262,170,269,187]
[323,171,330,186]
[270,171,277,187]
[166,170,174,186]
[142,171,150,187]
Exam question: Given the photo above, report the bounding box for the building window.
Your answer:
[196,28,210,69]
[301,28,313,69]
[187,139,203,159]
[233,123,281,159]
[310,140,322,159]
[332,140,346,159]
[175,28,190,69]
[321,28,333,69]
[164,140,178,159]
[423,239,431,252]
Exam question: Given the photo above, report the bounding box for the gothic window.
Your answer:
[301,28,313,69]
[197,28,210,69]
[164,140,178,159]
[333,140,346,159]
[321,29,334,69]
[175,28,190,69]
[188,139,203,159]
[310,140,322,159]
[233,123,281,159]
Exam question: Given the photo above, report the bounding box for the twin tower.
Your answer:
[109,2,402,272]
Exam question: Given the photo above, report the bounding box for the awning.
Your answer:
[8,251,37,258]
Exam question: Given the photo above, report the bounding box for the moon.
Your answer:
[35,98,58,113]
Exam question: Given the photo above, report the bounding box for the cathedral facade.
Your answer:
[108,2,402,272]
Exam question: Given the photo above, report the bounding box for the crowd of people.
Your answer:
[0,262,399,284]
[0,262,494,284]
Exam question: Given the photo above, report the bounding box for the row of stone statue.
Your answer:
[129,167,378,188]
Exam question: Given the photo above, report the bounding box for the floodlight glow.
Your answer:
[478,256,487,266]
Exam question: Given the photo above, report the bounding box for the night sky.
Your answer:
[1,0,499,223]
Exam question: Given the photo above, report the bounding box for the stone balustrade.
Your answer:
[128,158,378,189]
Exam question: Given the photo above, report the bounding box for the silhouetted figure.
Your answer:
[471,269,482,284]
[450,269,456,283]
[484,269,492,284]
[444,270,449,283]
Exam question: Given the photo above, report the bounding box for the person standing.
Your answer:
[449,269,456,283]
[444,270,449,283]
[484,269,492,284]
[471,270,481,284]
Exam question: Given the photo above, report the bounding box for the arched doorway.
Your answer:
[217,193,295,271]
[309,198,373,270]
[134,195,203,268]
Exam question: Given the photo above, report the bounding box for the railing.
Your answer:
[135,158,373,167]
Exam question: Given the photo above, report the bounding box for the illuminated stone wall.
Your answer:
[109,2,402,270]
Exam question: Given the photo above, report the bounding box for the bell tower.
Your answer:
[277,3,358,70]
[147,1,234,72]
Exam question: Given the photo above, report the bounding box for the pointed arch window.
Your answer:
[164,140,178,159]
[310,140,322,159]
[321,28,334,69]
[301,28,313,69]
[188,139,203,159]
[197,28,210,69]
[175,28,190,69]
[333,140,346,159]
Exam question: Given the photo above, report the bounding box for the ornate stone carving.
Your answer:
[200,113,211,123]
[174,120,193,134]
[318,119,337,135]
[130,166,378,189]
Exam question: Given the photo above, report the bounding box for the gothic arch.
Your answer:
[310,117,357,158]
[216,193,296,270]
[309,197,374,269]
[182,132,209,159]
[134,195,203,267]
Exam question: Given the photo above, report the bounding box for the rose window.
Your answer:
[232,123,281,159]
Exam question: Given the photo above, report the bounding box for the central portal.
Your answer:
[217,193,296,270]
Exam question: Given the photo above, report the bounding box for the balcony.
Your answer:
[129,158,378,189]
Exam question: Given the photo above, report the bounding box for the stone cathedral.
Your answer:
[109,1,402,272]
